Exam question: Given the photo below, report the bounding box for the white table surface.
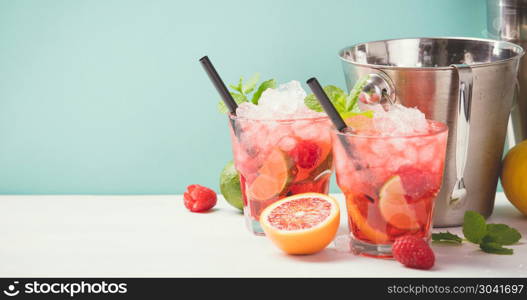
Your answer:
[0,193,525,277]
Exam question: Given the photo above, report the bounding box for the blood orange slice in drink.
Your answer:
[379,176,420,230]
[260,193,340,255]
[346,194,390,244]
[248,148,294,201]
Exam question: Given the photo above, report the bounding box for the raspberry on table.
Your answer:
[392,236,435,270]
[183,184,217,212]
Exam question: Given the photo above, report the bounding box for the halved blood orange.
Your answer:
[379,176,419,230]
[260,193,340,255]
[248,148,293,201]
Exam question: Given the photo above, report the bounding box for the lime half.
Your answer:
[220,161,243,211]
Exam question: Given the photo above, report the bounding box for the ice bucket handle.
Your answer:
[357,72,396,109]
[506,78,521,148]
[449,64,474,206]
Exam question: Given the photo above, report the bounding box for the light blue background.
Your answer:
[0,0,487,194]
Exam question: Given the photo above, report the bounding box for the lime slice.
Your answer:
[379,175,419,230]
[248,148,293,201]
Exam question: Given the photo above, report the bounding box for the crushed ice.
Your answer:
[368,104,429,136]
[236,80,324,120]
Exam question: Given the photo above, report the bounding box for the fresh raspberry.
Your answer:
[183,184,217,212]
[397,166,440,203]
[392,236,435,270]
[290,140,321,169]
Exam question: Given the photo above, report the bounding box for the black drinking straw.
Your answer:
[306,78,347,132]
[306,77,360,166]
[199,55,241,137]
[199,56,238,114]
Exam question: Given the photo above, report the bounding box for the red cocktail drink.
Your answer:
[333,109,448,257]
[229,115,333,235]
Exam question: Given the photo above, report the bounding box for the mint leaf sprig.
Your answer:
[304,76,371,119]
[217,73,276,114]
[431,231,463,245]
[463,210,487,244]
[432,211,522,255]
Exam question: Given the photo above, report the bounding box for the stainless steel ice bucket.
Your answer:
[487,0,527,144]
[339,37,524,227]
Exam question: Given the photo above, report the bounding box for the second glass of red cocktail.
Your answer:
[333,109,448,257]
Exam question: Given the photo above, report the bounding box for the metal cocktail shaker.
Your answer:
[487,0,527,144]
[339,38,523,226]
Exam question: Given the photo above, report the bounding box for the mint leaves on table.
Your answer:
[431,231,463,244]
[479,241,514,255]
[217,73,277,113]
[485,224,522,245]
[304,77,372,119]
[432,211,522,255]
[462,211,488,244]
[464,212,521,254]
